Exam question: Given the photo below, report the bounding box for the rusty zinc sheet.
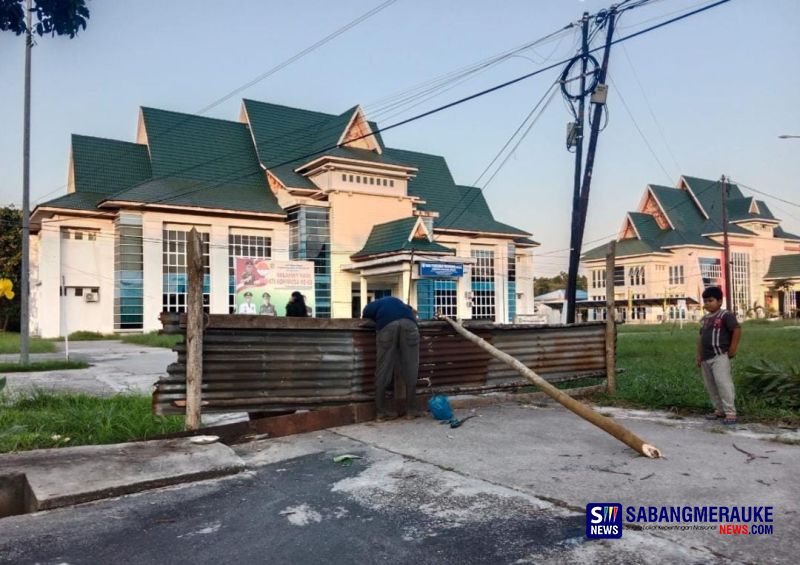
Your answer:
[153,314,609,415]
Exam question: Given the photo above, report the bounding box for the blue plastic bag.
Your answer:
[428,395,453,421]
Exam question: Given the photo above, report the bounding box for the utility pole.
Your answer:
[565,12,590,324]
[566,8,617,323]
[574,8,616,283]
[20,0,32,364]
[720,175,733,313]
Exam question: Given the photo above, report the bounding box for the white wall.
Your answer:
[31,216,115,338]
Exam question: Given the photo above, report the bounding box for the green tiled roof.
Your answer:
[682,176,745,219]
[307,106,359,156]
[727,197,754,219]
[583,175,796,266]
[106,177,283,215]
[582,237,664,261]
[243,101,528,238]
[514,236,541,246]
[243,100,386,189]
[764,254,800,280]
[657,228,722,248]
[39,191,108,211]
[757,200,777,220]
[243,100,332,189]
[320,146,410,167]
[628,212,663,241]
[141,108,267,189]
[109,108,283,215]
[774,226,800,241]
[649,185,706,233]
[383,147,529,236]
[71,134,151,195]
[353,217,454,259]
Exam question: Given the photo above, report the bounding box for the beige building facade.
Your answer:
[581,176,800,323]
[30,100,537,337]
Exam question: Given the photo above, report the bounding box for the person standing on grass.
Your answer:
[696,286,742,425]
[362,296,420,422]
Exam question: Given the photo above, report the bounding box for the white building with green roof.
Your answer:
[30,100,537,337]
[581,176,800,323]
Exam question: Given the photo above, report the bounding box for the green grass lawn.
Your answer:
[0,392,185,453]
[594,319,800,425]
[0,360,89,373]
[0,332,57,354]
[120,332,183,349]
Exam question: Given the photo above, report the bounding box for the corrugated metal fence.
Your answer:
[153,314,610,415]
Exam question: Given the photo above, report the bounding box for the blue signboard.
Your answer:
[419,262,464,278]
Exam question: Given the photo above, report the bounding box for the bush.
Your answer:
[738,360,800,409]
[66,331,118,341]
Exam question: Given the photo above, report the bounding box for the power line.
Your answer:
[730,179,800,209]
[608,74,674,184]
[32,24,579,209]
[620,42,682,175]
[28,0,734,249]
[33,0,400,204]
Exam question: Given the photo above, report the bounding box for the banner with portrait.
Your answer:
[234,258,316,316]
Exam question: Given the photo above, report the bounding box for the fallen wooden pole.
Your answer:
[440,316,661,459]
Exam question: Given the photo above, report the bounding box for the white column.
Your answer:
[360,275,368,314]
[401,266,412,305]
[36,227,61,338]
[209,224,229,314]
[141,215,163,333]
[495,243,507,324]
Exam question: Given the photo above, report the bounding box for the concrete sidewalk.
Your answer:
[1,340,175,396]
[0,402,797,563]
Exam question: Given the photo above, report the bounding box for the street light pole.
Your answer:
[720,175,734,314]
[20,0,32,364]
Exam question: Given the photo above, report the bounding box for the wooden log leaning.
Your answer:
[440,316,662,459]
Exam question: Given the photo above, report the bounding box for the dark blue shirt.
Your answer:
[362,296,417,330]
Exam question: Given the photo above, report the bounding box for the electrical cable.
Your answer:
[608,74,674,184]
[32,0,400,203]
[21,0,735,259]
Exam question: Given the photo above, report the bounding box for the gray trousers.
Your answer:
[375,318,420,415]
[701,354,736,416]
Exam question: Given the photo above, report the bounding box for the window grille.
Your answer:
[162,228,210,313]
[471,249,495,320]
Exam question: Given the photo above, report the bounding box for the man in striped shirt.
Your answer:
[696,286,742,425]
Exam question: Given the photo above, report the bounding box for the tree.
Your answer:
[0,206,22,331]
[2,0,90,359]
[0,0,89,37]
[534,271,587,296]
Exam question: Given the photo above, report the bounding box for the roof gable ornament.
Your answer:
[639,186,673,230]
[411,220,431,242]
[338,106,382,154]
[620,213,640,240]
[749,198,760,214]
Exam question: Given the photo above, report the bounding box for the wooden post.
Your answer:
[605,241,616,395]
[185,228,204,430]
[440,315,661,458]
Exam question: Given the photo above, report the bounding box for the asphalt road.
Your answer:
[1,444,587,564]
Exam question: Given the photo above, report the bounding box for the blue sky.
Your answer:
[1,0,798,275]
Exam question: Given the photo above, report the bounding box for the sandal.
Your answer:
[704,412,724,420]
[722,416,738,425]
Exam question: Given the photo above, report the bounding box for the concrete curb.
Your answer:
[0,438,244,517]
